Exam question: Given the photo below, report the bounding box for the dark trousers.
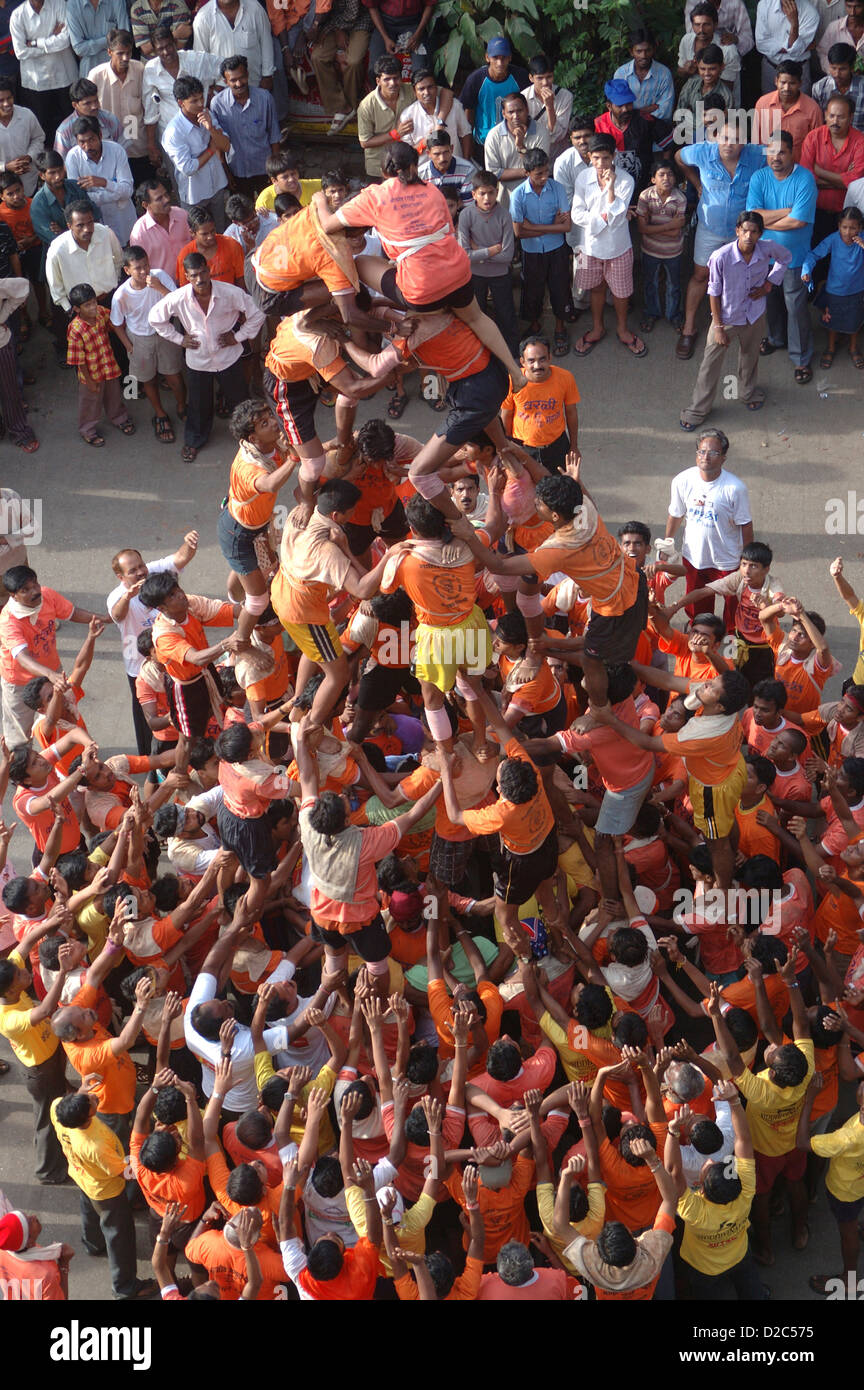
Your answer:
[22,1046,68,1182]
[519,244,570,323]
[100,1109,133,1150]
[128,155,154,188]
[737,639,775,691]
[0,339,35,445]
[127,671,152,756]
[231,173,269,198]
[527,430,569,472]
[687,1253,768,1300]
[80,1189,139,1298]
[642,252,682,323]
[472,272,520,357]
[185,357,246,449]
[18,85,72,144]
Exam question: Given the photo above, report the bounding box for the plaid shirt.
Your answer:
[812,74,864,132]
[130,0,192,48]
[67,306,121,384]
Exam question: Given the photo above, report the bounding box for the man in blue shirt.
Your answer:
[210,54,280,198]
[746,130,817,383]
[674,118,766,357]
[510,147,571,352]
[65,0,128,77]
[613,27,676,121]
[460,35,528,149]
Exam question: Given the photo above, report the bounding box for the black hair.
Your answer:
[182,251,207,276]
[486,1039,522,1082]
[589,133,617,155]
[0,171,23,192]
[153,1086,186,1124]
[103,882,135,921]
[260,1075,290,1112]
[737,855,783,893]
[36,150,65,173]
[307,790,347,838]
[65,199,96,222]
[569,111,595,133]
[69,282,97,309]
[137,176,173,208]
[631,802,662,839]
[752,678,787,710]
[214,724,254,765]
[106,27,133,48]
[0,958,18,994]
[189,737,215,770]
[617,520,651,544]
[574,983,612,1031]
[497,757,538,805]
[612,1012,647,1050]
[405,1044,439,1085]
[220,53,248,76]
[173,75,204,102]
[606,663,637,706]
[235,1110,273,1149]
[776,58,803,78]
[357,418,395,461]
[72,116,100,139]
[769,1041,809,1087]
[153,875,181,914]
[152,804,180,840]
[383,139,420,184]
[377,854,409,894]
[7,746,32,786]
[702,1160,743,1204]
[21,675,51,712]
[716,669,750,715]
[311,1155,344,1198]
[725,1006,758,1053]
[226,1164,264,1206]
[139,1130,178,1173]
[321,168,347,190]
[69,77,98,103]
[523,147,549,173]
[749,933,788,973]
[495,611,528,648]
[341,1079,374,1121]
[406,494,447,538]
[369,589,413,624]
[698,42,724,64]
[307,1239,344,1280]
[596,1221,636,1267]
[609,926,648,967]
[689,1118,723,1155]
[405,1104,430,1146]
[827,41,857,64]
[3,877,37,914]
[139,570,180,609]
[690,612,724,641]
[226,192,254,223]
[745,752,776,788]
[535,473,583,520]
[842,756,864,798]
[55,1094,92,1128]
[741,540,772,567]
[471,169,498,189]
[424,1250,455,1298]
[736,209,764,233]
[187,204,216,232]
[619,1121,656,1167]
[317,479,361,517]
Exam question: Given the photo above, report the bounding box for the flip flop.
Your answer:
[181,445,198,462]
[745,398,765,411]
[573,333,605,356]
[553,331,570,357]
[852,352,864,369]
[794,366,812,384]
[83,431,105,447]
[619,334,647,357]
[679,418,698,431]
[820,350,835,369]
[387,393,408,419]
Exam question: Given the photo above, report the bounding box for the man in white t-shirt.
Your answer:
[665,429,753,607]
[105,530,198,753]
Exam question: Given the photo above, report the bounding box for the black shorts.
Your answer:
[380,267,474,313]
[166,671,216,739]
[582,570,649,666]
[259,285,306,317]
[356,661,420,711]
[492,826,559,904]
[264,366,319,447]
[310,911,390,963]
[218,505,268,575]
[516,688,569,740]
[342,500,408,556]
[526,431,569,472]
[217,803,278,879]
[441,357,509,447]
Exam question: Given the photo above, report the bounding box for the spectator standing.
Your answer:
[89,28,150,186]
[65,0,128,79]
[9,0,77,141]
[210,55,280,198]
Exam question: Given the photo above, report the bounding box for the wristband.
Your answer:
[156,1235,171,1245]
[389,128,400,140]
[150,1086,160,1096]
[382,1217,395,1226]
[104,940,121,954]
[363,1195,377,1203]
[464,1202,480,1211]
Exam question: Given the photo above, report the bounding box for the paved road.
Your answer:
[0,313,860,1300]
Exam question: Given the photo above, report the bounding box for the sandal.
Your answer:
[852,352,864,370]
[15,438,39,453]
[640,316,657,333]
[387,393,408,419]
[676,331,697,359]
[573,332,605,356]
[794,366,812,384]
[553,331,569,357]
[83,431,105,447]
[820,350,835,369]
[116,419,136,435]
[759,337,777,355]
[679,417,698,431]
[619,334,647,357]
[429,396,448,412]
[153,414,175,443]
[181,445,198,462]
[745,398,765,411]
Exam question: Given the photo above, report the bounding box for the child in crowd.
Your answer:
[0,172,47,330]
[109,245,186,443]
[802,205,864,370]
[457,169,518,359]
[255,151,321,215]
[636,158,687,333]
[66,282,135,447]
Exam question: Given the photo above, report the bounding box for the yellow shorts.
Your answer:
[415,605,493,692]
[282,619,343,665]
[689,756,747,840]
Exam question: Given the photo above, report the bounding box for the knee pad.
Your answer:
[409,470,446,500]
[454,672,479,702]
[299,456,325,483]
[367,956,390,977]
[244,591,271,616]
[516,591,543,618]
[425,704,453,741]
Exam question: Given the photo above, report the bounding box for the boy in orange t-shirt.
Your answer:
[733,755,781,865]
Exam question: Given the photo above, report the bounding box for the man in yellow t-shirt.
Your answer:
[51,1083,155,1300]
[0,915,72,1184]
[829,557,864,685]
[797,1071,864,1295]
[706,960,814,1267]
[669,1078,765,1298]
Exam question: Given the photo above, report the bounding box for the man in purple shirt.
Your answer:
[680,209,791,428]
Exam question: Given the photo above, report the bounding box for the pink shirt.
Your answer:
[558,697,654,792]
[129,207,191,277]
[0,587,75,684]
[300,808,401,927]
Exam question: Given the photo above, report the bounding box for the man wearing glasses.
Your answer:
[665,429,754,621]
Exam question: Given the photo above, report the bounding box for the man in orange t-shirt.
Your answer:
[130,1073,207,1230]
[279,1155,383,1300]
[501,340,581,473]
[595,662,750,891]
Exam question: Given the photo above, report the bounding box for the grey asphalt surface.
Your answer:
[0,307,861,1302]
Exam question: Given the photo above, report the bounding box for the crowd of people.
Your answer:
[0,0,863,1310]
